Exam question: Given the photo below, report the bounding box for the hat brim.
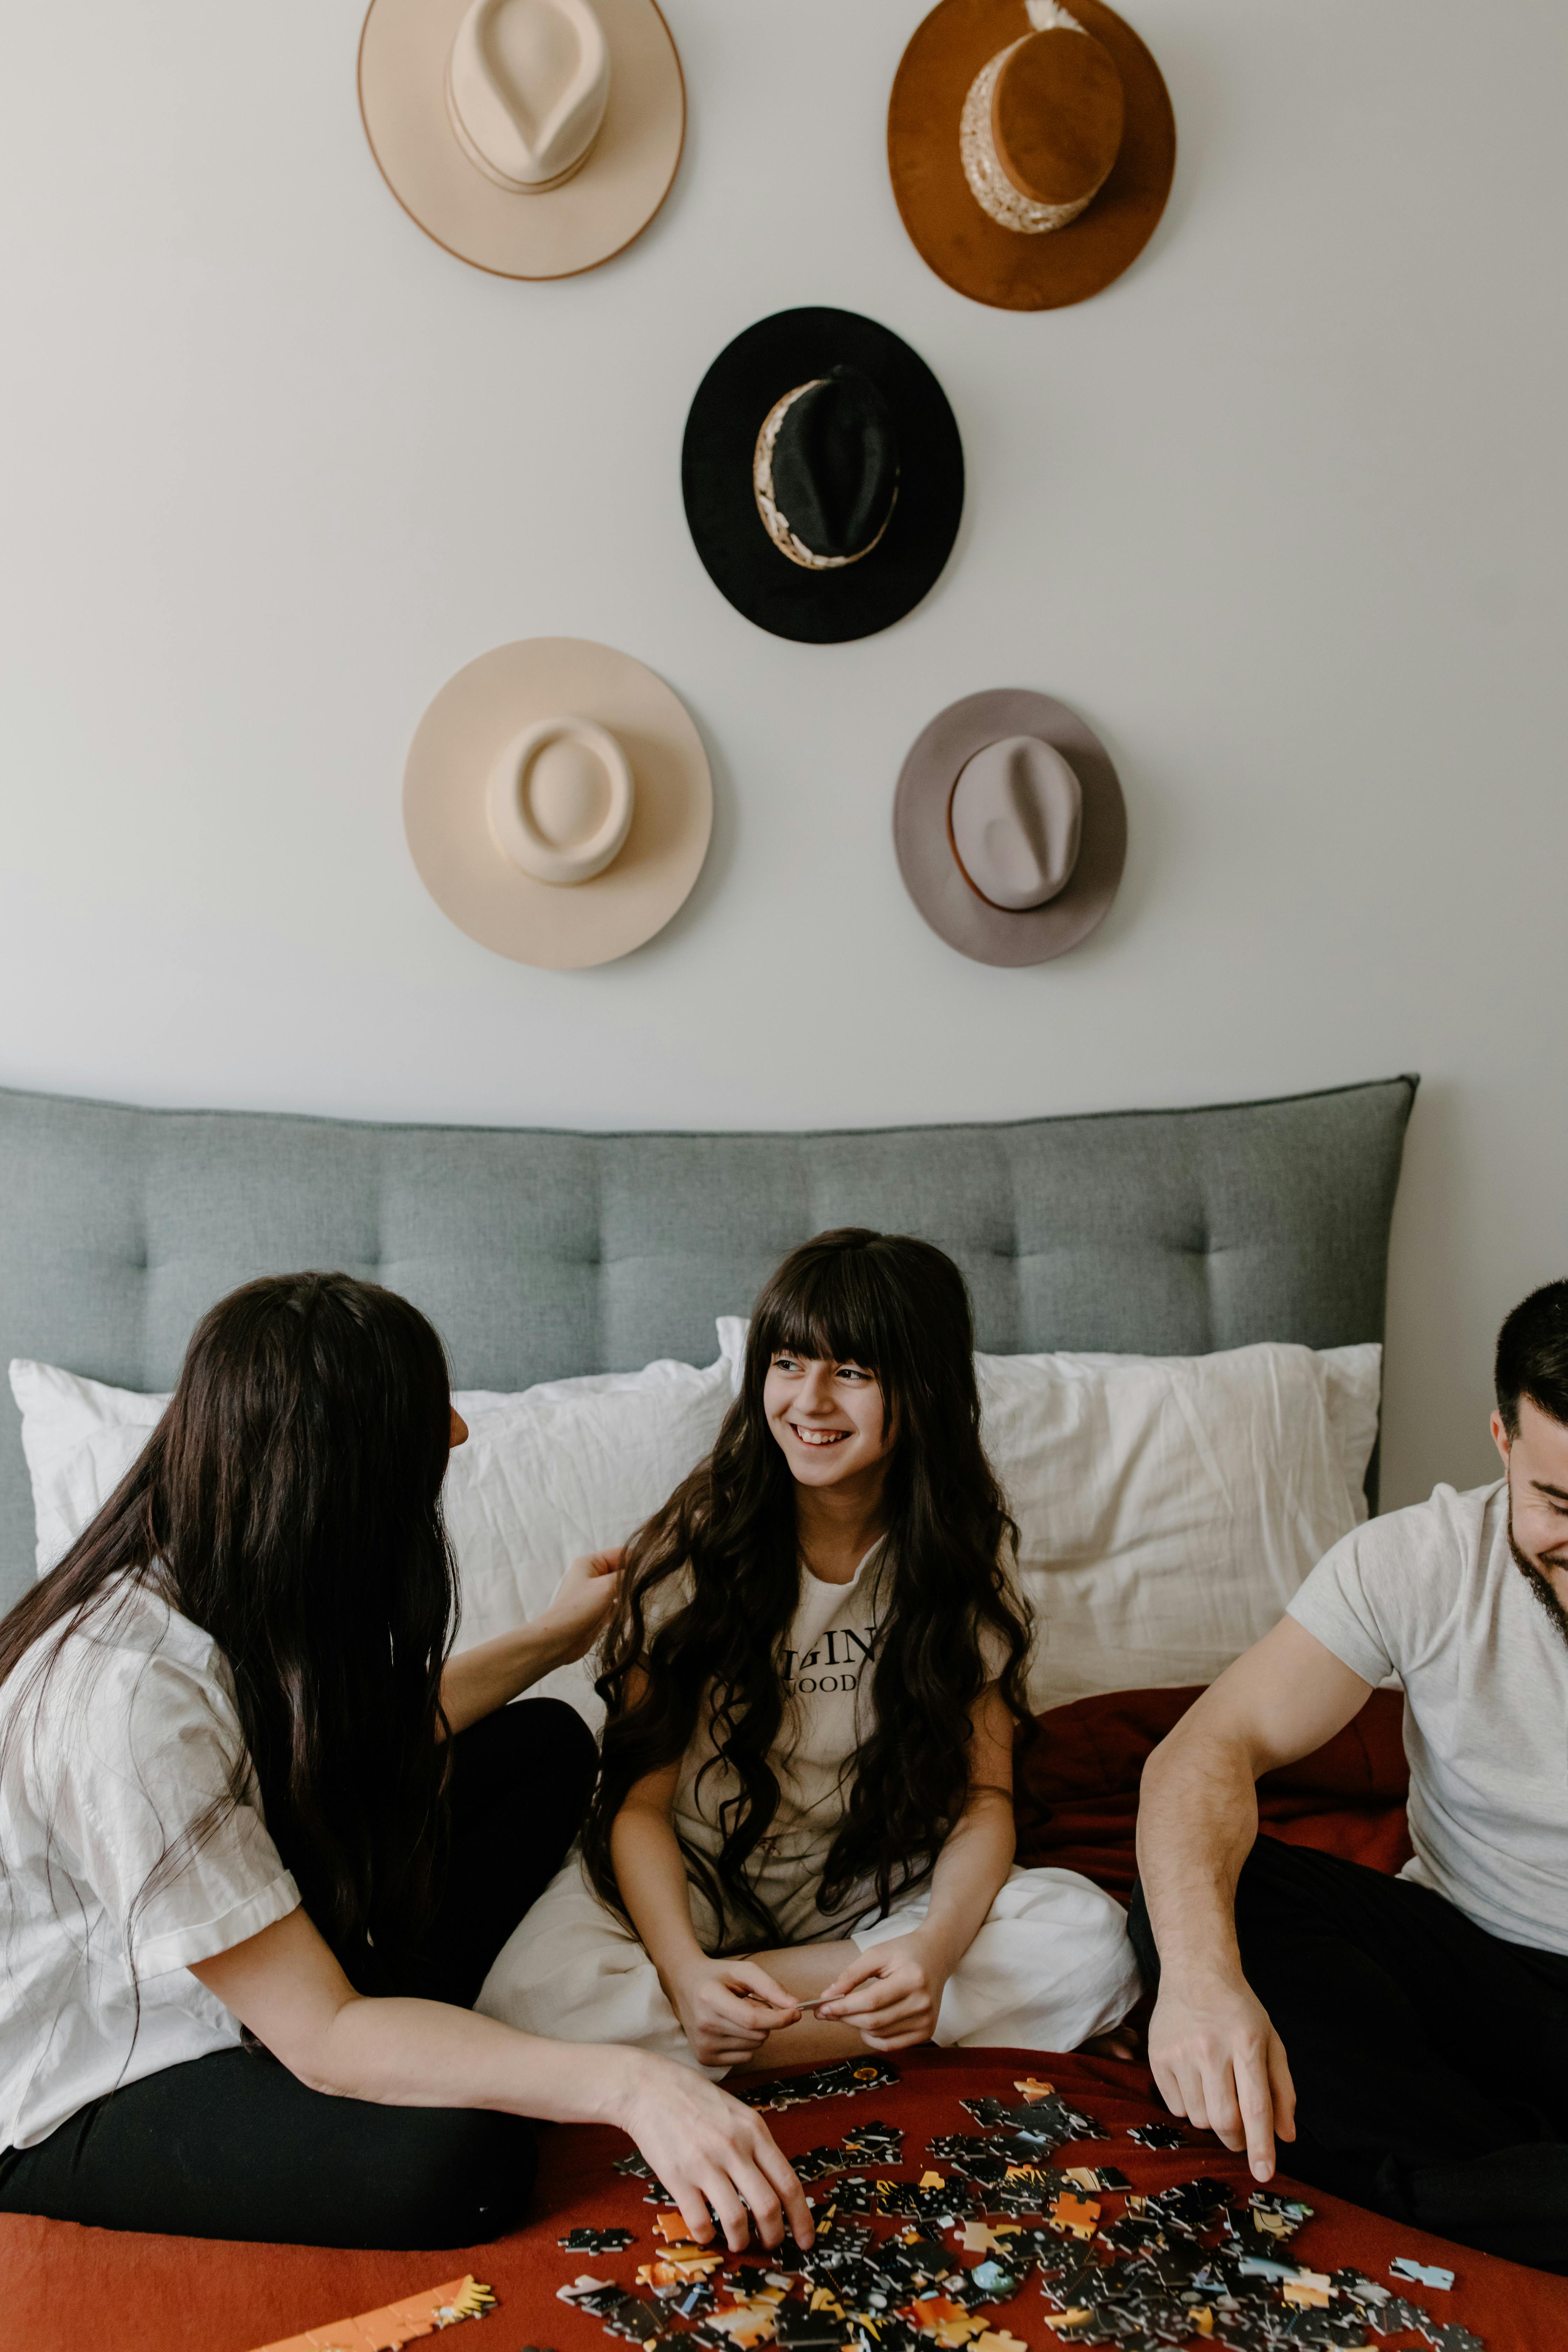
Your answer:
[681,308,965,645]
[359,0,685,281]
[888,0,1175,312]
[894,689,1126,965]
[403,638,712,969]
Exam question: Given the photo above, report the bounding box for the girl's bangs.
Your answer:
[752,1259,888,1376]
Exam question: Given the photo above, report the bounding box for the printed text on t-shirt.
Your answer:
[780,1625,878,1694]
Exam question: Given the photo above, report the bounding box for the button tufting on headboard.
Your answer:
[0,1077,1417,1608]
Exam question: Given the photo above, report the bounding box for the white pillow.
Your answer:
[441,1319,747,1712]
[9,1327,1379,1720]
[8,1359,170,1578]
[976,1340,1381,1708]
[9,1322,748,1722]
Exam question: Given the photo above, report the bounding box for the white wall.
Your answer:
[2,0,1565,1511]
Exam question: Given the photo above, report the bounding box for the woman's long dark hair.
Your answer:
[0,1272,458,1984]
[583,1229,1032,1946]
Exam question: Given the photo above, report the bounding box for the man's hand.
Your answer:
[536,1549,624,1665]
[814,1931,948,2051]
[618,2055,812,2253]
[1147,1969,1296,2182]
[668,1956,803,2070]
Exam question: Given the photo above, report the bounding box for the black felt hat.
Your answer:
[681,307,965,645]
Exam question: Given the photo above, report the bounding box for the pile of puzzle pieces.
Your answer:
[555,2068,1484,2352]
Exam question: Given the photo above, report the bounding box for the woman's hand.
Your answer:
[618,2054,812,2252]
[534,1549,624,1665]
[668,1955,803,2070]
[814,1931,948,2051]
[439,1549,625,1732]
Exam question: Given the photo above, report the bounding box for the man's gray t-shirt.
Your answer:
[1287,1480,1568,1955]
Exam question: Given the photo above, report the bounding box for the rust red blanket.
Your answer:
[4,2046,1560,2352]
[12,1688,1531,2352]
[1015,1684,1414,1898]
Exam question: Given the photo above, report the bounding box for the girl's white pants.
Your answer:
[476,1856,1142,2075]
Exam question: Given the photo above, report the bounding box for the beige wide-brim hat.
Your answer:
[359,0,685,280]
[403,638,712,969]
[893,688,1126,965]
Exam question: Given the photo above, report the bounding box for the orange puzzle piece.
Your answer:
[900,2296,981,2341]
[1012,2078,1054,2102]
[704,2299,782,2348]
[1049,2192,1100,2240]
[250,2275,496,2352]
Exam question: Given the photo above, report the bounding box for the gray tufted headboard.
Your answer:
[0,1076,1417,1609]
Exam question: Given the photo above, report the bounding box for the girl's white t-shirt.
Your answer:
[661,1540,1011,1944]
[0,1576,300,2150]
[669,1541,890,1941]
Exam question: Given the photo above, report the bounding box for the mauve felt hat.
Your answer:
[358,0,685,280]
[403,637,712,969]
[681,308,965,645]
[894,688,1126,965]
[888,0,1175,311]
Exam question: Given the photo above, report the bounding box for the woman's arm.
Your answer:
[190,1906,811,2251]
[613,1759,804,2070]
[441,1550,621,1736]
[814,1683,1017,2049]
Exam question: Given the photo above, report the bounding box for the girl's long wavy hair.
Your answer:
[582,1228,1032,1946]
[0,1272,458,1988]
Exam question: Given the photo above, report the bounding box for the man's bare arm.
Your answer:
[1136,1617,1373,2181]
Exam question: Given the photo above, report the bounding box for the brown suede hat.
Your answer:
[888,0,1175,312]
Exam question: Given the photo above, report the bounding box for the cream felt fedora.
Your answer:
[403,638,712,969]
[893,688,1126,965]
[359,0,685,280]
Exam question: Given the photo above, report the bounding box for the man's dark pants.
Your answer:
[1128,1832,1568,2274]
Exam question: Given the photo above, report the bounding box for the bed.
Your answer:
[9,1069,1552,2351]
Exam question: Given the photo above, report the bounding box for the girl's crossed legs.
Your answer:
[477,1854,1140,2074]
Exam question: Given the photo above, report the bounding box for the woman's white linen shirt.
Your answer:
[0,1576,299,2149]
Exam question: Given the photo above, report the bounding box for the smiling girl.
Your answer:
[478,1229,1139,2072]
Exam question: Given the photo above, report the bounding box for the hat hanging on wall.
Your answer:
[681,308,965,645]
[893,688,1126,965]
[358,0,685,279]
[403,638,712,968]
[888,0,1175,311]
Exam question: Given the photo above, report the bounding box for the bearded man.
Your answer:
[1131,1282,1568,2273]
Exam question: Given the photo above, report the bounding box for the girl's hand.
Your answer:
[618,2054,812,2252]
[814,1933,948,2051]
[535,1548,624,1665]
[670,1956,803,2070]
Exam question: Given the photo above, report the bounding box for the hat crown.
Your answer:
[949,734,1083,910]
[993,25,1125,210]
[446,0,611,193]
[488,714,634,886]
[768,367,900,564]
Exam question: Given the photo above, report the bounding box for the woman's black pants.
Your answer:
[1129,1832,1568,2274]
[0,1696,596,2248]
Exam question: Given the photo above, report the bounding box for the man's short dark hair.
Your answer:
[1495,1281,1568,1436]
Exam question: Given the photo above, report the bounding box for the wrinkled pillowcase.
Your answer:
[975,1340,1381,1708]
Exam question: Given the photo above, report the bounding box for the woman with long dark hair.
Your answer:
[0,1273,810,2252]
[478,1230,1139,2070]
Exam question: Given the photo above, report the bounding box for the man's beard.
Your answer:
[1507,1499,1568,1651]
